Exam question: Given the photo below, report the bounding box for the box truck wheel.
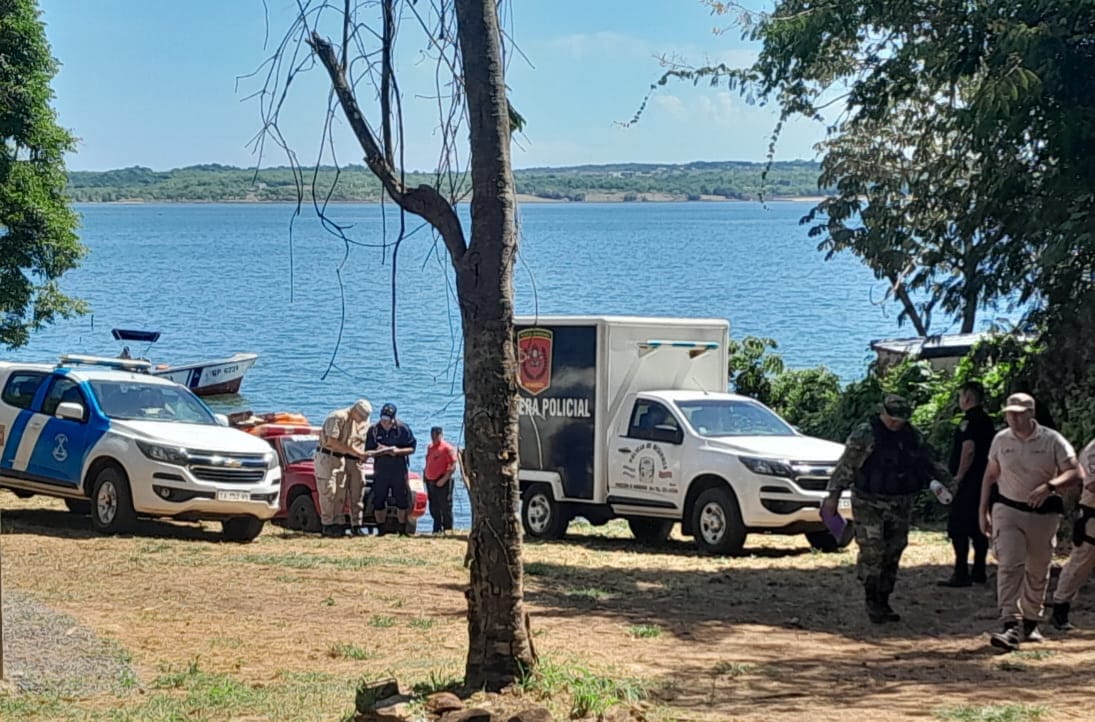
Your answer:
[521,484,569,540]
[691,486,746,556]
[628,518,674,545]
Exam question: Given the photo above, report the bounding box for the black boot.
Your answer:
[990,621,1021,652]
[970,561,987,585]
[938,572,972,588]
[864,581,887,624]
[1022,619,1044,642]
[877,591,901,622]
[940,549,972,587]
[1052,602,1075,632]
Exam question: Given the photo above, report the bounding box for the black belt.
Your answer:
[993,491,1063,516]
[318,448,354,460]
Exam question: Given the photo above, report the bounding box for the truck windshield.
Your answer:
[89,381,216,424]
[676,399,796,437]
[280,435,318,465]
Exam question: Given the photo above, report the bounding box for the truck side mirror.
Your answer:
[56,401,86,422]
[650,426,683,445]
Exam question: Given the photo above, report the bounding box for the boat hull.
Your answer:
[151,353,259,397]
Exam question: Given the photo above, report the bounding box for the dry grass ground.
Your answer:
[2,494,1094,721]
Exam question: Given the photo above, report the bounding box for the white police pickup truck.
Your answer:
[0,355,281,541]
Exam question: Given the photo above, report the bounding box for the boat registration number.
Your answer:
[838,498,851,510]
[216,491,251,502]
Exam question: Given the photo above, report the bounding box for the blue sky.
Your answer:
[39,0,825,172]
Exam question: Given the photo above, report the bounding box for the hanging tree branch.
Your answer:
[305,30,467,263]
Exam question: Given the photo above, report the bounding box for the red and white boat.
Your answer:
[112,329,258,397]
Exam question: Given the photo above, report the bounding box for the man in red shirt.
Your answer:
[424,426,459,535]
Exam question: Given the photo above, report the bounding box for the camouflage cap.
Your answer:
[881,393,912,420]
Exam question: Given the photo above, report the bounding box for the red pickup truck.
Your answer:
[248,422,427,535]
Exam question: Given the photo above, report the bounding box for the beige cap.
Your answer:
[352,398,373,418]
[1002,393,1035,413]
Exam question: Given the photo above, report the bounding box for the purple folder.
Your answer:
[821,505,851,543]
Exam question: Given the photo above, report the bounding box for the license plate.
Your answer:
[838,498,851,510]
[216,491,251,502]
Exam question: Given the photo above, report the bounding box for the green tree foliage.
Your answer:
[64,161,827,203]
[726,336,784,403]
[694,1,1095,339]
[768,366,840,436]
[0,0,85,348]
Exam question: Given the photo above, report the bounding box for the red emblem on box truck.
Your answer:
[517,328,553,395]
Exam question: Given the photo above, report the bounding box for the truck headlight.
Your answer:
[264,450,278,469]
[137,440,189,465]
[739,456,795,478]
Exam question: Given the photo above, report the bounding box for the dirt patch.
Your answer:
[1,495,1093,720]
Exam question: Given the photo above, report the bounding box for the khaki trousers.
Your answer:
[1054,518,1095,604]
[314,453,365,526]
[992,504,1058,623]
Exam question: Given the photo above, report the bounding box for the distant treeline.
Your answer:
[65,160,827,203]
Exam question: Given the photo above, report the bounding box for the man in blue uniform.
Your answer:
[364,402,417,534]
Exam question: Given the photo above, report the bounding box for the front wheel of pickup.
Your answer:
[287,494,321,533]
[521,484,570,540]
[805,529,853,553]
[691,486,746,556]
[90,465,136,535]
[222,516,265,543]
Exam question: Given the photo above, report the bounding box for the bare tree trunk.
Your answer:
[888,272,929,336]
[959,253,979,333]
[307,0,533,691]
[959,295,977,334]
[454,0,535,690]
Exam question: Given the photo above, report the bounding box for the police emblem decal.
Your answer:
[517,328,553,396]
[52,433,69,463]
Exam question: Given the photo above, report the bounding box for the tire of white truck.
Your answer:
[627,518,674,545]
[805,529,852,553]
[221,516,265,543]
[521,483,570,540]
[89,464,137,535]
[691,486,747,556]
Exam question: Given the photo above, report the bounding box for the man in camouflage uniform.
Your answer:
[822,394,953,623]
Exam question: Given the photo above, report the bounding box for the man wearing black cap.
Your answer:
[364,402,417,534]
[822,393,953,623]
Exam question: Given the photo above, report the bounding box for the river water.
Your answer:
[5,200,922,529]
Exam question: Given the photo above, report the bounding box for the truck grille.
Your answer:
[191,467,266,483]
[187,450,268,484]
[790,462,835,492]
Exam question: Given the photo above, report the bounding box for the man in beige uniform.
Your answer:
[315,399,372,538]
[1049,438,1095,631]
[979,393,1080,651]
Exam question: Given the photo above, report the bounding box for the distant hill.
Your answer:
[65,160,827,203]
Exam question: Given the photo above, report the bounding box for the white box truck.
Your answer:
[515,316,852,555]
